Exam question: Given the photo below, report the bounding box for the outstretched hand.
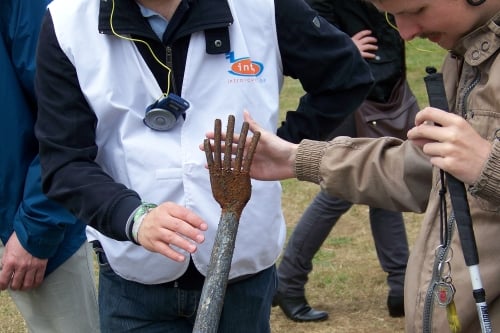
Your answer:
[202,111,299,181]
[407,107,492,185]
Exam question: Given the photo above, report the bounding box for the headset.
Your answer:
[467,0,486,6]
[109,0,190,131]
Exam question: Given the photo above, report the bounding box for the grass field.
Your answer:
[0,39,447,332]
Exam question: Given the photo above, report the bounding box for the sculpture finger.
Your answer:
[234,122,249,171]
[224,115,235,171]
[214,118,222,170]
[204,138,214,171]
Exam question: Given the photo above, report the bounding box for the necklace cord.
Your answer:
[110,0,172,95]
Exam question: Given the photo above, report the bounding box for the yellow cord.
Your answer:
[110,0,172,95]
[384,11,398,31]
[384,11,436,53]
[446,300,461,333]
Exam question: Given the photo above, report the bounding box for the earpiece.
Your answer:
[466,0,486,6]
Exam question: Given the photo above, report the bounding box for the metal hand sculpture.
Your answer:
[193,115,260,333]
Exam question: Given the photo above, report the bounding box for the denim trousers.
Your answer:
[277,190,409,297]
[96,247,277,333]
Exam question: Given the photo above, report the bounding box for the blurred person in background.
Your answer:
[273,0,415,322]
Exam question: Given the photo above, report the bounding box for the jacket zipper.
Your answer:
[166,45,177,94]
[460,69,481,119]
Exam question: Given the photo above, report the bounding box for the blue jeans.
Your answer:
[95,246,276,333]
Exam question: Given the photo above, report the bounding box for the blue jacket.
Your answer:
[0,0,86,275]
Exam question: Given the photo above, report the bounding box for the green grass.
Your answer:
[404,39,448,105]
[0,39,447,333]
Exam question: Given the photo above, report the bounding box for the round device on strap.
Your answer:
[144,93,190,131]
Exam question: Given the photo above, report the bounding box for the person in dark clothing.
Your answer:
[272,0,413,322]
[34,0,373,331]
[0,0,99,331]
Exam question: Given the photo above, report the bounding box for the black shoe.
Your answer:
[272,292,328,322]
[387,295,405,317]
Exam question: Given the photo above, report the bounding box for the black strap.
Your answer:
[424,67,479,266]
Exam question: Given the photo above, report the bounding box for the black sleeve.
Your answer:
[274,0,373,143]
[34,12,141,241]
[304,0,338,26]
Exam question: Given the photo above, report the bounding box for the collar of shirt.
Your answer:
[136,2,169,40]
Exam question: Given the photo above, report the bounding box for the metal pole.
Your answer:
[193,115,260,333]
[192,211,239,333]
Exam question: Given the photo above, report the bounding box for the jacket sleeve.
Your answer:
[295,137,433,212]
[13,156,79,259]
[35,12,141,241]
[470,139,500,205]
[304,0,339,26]
[274,0,373,143]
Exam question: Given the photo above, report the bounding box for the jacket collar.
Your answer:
[452,10,500,66]
[98,0,232,43]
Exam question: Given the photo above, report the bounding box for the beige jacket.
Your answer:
[295,12,500,333]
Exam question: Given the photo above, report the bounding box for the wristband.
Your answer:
[130,203,157,244]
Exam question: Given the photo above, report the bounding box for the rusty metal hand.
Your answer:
[203,114,260,217]
[194,115,260,333]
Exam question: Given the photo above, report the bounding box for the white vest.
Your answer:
[49,0,286,283]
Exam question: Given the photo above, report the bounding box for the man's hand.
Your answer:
[407,107,492,185]
[136,202,208,262]
[0,232,47,291]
